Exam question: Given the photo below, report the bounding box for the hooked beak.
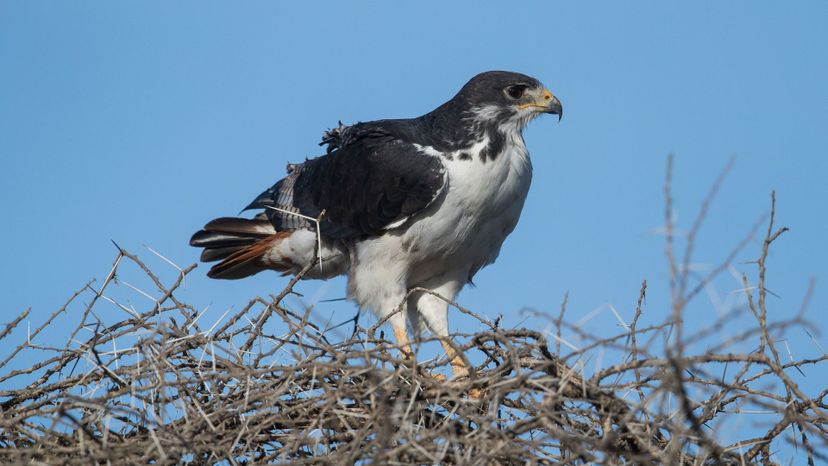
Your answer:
[542,88,563,121]
[516,87,563,121]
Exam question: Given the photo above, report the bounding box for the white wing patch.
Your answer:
[383,216,411,229]
[412,143,443,158]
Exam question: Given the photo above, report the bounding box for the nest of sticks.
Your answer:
[1,162,826,465]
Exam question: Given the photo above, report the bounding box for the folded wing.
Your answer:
[245,122,447,239]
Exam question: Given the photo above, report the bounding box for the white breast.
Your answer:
[401,130,533,283]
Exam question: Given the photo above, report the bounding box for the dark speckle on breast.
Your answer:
[481,129,505,163]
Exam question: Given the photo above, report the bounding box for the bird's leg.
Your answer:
[388,312,413,360]
[392,323,414,360]
[439,339,469,379]
[408,283,482,399]
[439,338,482,399]
[409,287,467,378]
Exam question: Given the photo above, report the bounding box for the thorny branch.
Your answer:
[0,161,825,465]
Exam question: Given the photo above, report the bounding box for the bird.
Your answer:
[190,70,562,384]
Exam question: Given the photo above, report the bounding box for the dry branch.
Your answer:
[0,162,825,465]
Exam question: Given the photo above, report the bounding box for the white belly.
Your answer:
[363,132,533,286]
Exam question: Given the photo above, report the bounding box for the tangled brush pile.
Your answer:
[1,163,826,465]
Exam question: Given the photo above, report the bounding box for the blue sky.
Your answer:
[2,1,827,457]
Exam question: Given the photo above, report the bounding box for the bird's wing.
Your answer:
[245,122,446,239]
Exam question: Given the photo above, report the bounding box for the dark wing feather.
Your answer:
[245,122,446,239]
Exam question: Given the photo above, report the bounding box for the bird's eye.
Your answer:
[506,85,528,99]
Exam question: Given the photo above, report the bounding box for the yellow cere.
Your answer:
[516,88,555,110]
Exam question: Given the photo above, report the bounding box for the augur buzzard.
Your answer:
[191,71,562,384]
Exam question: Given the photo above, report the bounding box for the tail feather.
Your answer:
[203,216,275,236]
[190,216,284,279]
[205,234,286,279]
[199,245,245,263]
[191,215,349,281]
[190,230,258,250]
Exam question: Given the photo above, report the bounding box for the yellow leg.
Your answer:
[392,321,413,359]
[440,339,482,399]
[440,339,468,378]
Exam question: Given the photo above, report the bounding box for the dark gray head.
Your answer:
[439,71,562,123]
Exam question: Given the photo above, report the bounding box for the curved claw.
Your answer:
[469,387,484,400]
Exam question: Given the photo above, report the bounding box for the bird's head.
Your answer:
[454,71,562,130]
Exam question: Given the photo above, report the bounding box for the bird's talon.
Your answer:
[430,373,447,383]
[468,388,484,400]
[426,371,482,399]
